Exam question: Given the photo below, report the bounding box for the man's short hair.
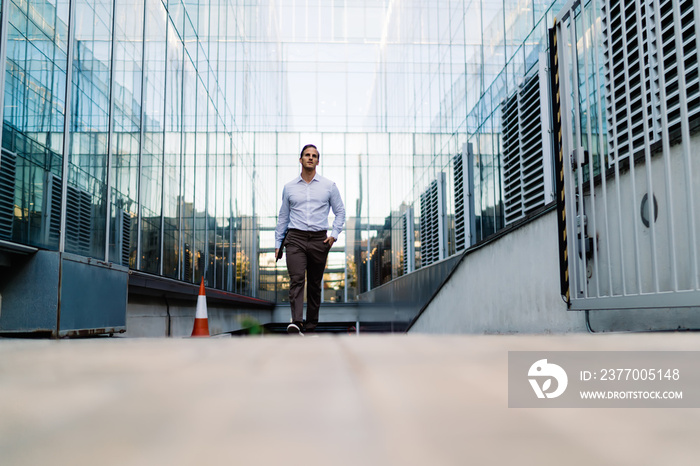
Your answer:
[300,144,319,159]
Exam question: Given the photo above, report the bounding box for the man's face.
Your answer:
[300,147,320,170]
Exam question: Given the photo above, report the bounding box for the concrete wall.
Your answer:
[410,210,586,333]
[125,295,274,337]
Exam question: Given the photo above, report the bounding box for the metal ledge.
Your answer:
[0,239,38,255]
[128,270,276,309]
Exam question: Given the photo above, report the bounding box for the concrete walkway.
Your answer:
[0,333,698,465]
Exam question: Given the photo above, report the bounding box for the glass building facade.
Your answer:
[0,0,571,305]
[1,0,286,298]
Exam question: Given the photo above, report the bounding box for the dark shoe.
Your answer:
[303,320,317,333]
[302,323,319,337]
[287,322,304,336]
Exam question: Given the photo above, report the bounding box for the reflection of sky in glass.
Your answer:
[274,1,386,132]
[269,0,549,133]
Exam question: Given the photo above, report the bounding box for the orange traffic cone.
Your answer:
[191,277,210,337]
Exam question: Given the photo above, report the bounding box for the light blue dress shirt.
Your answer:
[275,173,346,248]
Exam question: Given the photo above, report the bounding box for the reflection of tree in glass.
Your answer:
[346,256,358,289]
[236,251,250,290]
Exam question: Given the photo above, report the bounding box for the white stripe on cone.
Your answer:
[195,294,207,319]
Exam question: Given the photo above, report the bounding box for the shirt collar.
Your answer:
[296,173,320,183]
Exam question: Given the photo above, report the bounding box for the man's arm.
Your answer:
[328,182,345,243]
[275,187,290,255]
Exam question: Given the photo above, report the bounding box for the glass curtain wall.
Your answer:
[360,0,566,288]
[0,0,284,298]
[109,0,143,269]
[1,0,70,250]
[66,0,112,259]
[0,0,572,302]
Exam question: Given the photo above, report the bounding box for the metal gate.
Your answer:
[551,0,700,310]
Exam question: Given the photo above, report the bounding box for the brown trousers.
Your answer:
[284,229,331,330]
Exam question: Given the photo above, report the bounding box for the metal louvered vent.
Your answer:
[44,173,62,246]
[603,0,658,161]
[402,208,415,274]
[501,72,548,225]
[453,152,467,251]
[603,0,700,160]
[455,142,478,250]
[65,185,92,256]
[44,173,92,255]
[419,172,446,267]
[0,149,17,239]
[116,209,132,267]
[652,0,700,137]
[502,91,522,224]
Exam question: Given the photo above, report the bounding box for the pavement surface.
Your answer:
[1,333,699,465]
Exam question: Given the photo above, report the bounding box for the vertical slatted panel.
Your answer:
[117,209,132,267]
[603,0,659,162]
[402,208,414,274]
[45,173,62,246]
[419,180,436,266]
[653,0,700,136]
[502,72,547,226]
[65,185,92,256]
[419,173,446,267]
[419,186,431,267]
[453,152,466,252]
[0,150,16,239]
[45,173,92,256]
[605,0,699,153]
[403,214,409,274]
[428,180,439,263]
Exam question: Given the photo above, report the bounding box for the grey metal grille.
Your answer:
[0,149,16,239]
[652,0,700,136]
[603,0,700,160]
[402,208,415,274]
[419,172,446,267]
[65,185,92,256]
[116,208,132,267]
[603,0,659,161]
[453,152,467,251]
[44,173,92,256]
[44,173,63,246]
[502,72,548,225]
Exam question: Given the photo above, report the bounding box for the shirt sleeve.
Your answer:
[329,182,345,240]
[275,186,290,248]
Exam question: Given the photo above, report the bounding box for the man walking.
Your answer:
[275,144,345,335]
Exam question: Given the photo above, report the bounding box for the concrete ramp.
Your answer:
[409,209,585,333]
